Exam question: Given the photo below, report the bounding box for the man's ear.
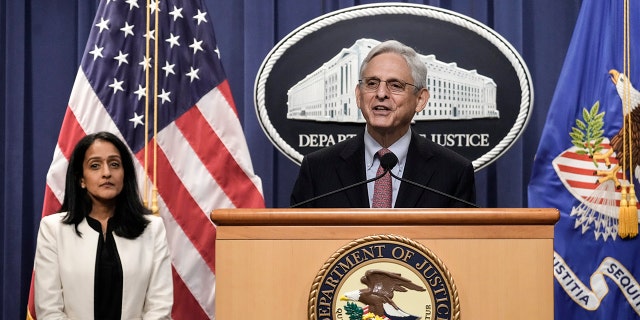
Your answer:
[415,88,430,113]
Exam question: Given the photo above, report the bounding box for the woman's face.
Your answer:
[80,139,124,206]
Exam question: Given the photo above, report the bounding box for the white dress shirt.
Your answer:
[364,127,411,208]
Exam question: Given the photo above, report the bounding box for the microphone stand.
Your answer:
[388,171,479,208]
[290,169,391,208]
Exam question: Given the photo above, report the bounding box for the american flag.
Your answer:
[27,0,264,318]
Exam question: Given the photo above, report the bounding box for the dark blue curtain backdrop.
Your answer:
[1,0,582,318]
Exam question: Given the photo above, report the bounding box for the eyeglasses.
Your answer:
[358,77,417,93]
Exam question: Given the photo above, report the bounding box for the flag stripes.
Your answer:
[29,1,264,318]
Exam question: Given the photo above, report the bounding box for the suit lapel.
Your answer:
[396,130,436,207]
[336,134,369,208]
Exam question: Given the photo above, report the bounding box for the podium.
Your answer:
[210,208,558,319]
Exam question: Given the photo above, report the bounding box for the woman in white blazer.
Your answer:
[34,132,173,319]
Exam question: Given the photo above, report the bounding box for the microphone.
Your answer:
[290,154,395,208]
[383,152,479,208]
[379,152,398,172]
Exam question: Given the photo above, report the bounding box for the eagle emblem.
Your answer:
[552,69,640,241]
[308,235,459,320]
[341,270,426,320]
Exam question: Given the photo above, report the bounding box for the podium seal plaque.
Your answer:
[309,234,459,320]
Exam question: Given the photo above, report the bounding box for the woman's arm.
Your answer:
[142,216,173,319]
[34,214,69,319]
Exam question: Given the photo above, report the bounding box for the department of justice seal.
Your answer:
[309,234,459,320]
[255,3,533,171]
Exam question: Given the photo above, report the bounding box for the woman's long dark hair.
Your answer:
[60,131,150,239]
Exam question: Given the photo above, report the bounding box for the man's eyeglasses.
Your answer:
[358,77,417,93]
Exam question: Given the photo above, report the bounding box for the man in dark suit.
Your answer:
[290,40,476,208]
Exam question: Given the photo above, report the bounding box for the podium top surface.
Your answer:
[210,208,559,226]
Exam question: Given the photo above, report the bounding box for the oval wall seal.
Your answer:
[255,3,533,171]
[308,234,459,320]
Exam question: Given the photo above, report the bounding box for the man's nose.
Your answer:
[376,81,390,98]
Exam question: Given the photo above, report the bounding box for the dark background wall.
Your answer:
[0,0,582,318]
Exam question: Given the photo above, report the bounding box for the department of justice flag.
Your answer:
[528,0,640,318]
[27,0,265,319]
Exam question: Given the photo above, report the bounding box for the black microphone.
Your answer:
[383,152,479,208]
[290,154,395,208]
[379,152,398,172]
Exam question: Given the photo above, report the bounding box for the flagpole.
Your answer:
[152,0,160,215]
[143,0,151,209]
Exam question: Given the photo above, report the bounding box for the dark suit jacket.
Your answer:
[290,129,476,208]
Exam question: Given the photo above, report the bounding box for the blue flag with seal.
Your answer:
[529,0,640,318]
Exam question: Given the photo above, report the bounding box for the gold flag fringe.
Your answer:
[618,0,638,238]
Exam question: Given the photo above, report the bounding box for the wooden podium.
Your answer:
[210,208,558,319]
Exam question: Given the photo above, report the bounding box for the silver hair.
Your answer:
[359,40,428,92]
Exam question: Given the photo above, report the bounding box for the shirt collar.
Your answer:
[364,127,411,170]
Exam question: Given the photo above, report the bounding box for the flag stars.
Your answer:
[166,33,180,48]
[169,6,183,21]
[162,61,176,76]
[150,0,161,14]
[114,51,129,66]
[214,47,221,59]
[134,84,146,100]
[89,45,104,60]
[186,67,200,82]
[193,9,208,25]
[95,17,110,33]
[108,78,125,94]
[120,22,135,38]
[125,0,140,10]
[129,112,144,128]
[189,38,204,55]
[139,56,152,71]
[144,29,155,41]
[158,89,172,104]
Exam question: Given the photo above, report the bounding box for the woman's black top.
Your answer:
[86,216,123,320]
